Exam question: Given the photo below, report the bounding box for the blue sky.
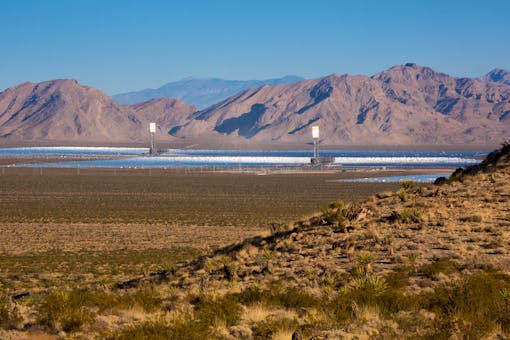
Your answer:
[1,0,509,94]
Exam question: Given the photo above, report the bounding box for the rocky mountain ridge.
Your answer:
[0,64,509,147]
[113,75,304,109]
[480,68,510,86]
[168,63,510,146]
[0,80,195,144]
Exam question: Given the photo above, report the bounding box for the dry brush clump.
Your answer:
[0,291,21,330]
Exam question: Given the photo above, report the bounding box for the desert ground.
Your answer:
[0,148,509,339]
[0,166,405,291]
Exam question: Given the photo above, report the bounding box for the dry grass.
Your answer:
[242,304,272,323]
[2,144,510,338]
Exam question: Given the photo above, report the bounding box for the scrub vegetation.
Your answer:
[0,143,509,338]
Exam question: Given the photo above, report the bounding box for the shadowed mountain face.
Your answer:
[113,76,304,109]
[0,80,195,144]
[130,98,196,129]
[480,68,510,86]
[170,64,510,146]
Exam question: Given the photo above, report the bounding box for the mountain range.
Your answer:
[113,76,304,109]
[0,65,509,147]
[0,79,195,144]
[170,64,510,146]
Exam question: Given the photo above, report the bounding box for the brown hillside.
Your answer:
[152,143,509,293]
[172,64,510,146]
[129,98,197,134]
[0,80,195,144]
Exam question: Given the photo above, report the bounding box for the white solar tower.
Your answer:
[149,122,156,155]
[312,126,320,160]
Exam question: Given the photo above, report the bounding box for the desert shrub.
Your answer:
[326,293,354,324]
[231,285,265,305]
[420,258,460,278]
[219,257,239,281]
[268,221,288,234]
[104,317,211,340]
[191,293,241,327]
[343,202,364,221]
[401,180,414,190]
[37,290,95,332]
[233,284,320,310]
[448,167,465,183]
[397,190,407,202]
[398,208,423,224]
[272,287,319,309]
[36,285,163,332]
[422,271,510,338]
[383,265,415,290]
[320,200,347,227]
[0,292,21,329]
[115,285,162,312]
[319,200,364,228]
[348,276,388,307]
[252,315,298,339]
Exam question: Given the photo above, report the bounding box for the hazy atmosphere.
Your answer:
[1,0,509,94]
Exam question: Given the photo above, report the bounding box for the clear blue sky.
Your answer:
[1,0,509,94]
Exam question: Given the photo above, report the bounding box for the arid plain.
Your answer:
[0,146,509,339]
[0,165,403,290]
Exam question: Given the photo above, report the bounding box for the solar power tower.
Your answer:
[149,122,156,155]
[312,126,320,159]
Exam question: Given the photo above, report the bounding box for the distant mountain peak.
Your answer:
[113,75,305,108]
[481,68,510,85]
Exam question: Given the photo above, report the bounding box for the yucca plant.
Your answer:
[356,252,376,277]
[350,276,388,296]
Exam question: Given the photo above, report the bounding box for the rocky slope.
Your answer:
[113,76,304,109]
[93,143,510,339]
[130,98,197,131]
[0,80,195,144]
[480,68,510,86]
[156,143,510,291]
[170,64,510,146]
